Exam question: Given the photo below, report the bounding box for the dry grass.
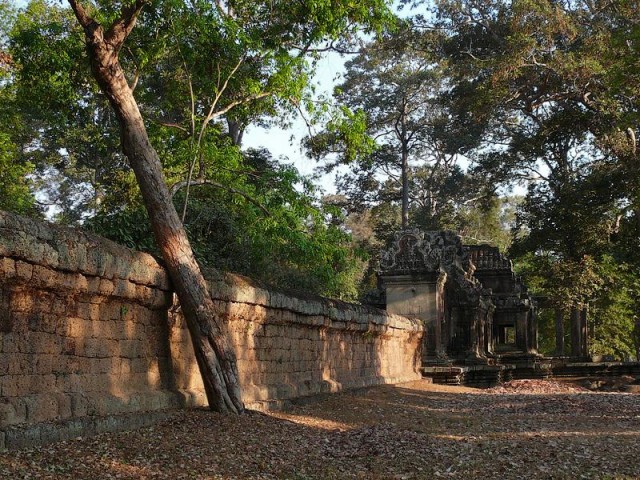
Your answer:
[1,380,639,479]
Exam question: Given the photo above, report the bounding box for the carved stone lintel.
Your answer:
[379,229,467,275]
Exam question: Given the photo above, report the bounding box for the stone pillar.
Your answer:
[485,310,494,355]
[435,271,446,356]
[478,312,486,357]
[465,306,488,363]
[464,308,478,359]
[448,306,459,356]
[526,309,538,354]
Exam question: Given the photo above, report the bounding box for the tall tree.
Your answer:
[68,0,245,413]
[66,0,393,413]
[433,0,640,356]
[309,24,459,228]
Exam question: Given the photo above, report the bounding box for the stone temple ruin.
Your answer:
[376,229,542,384]
[2,213,639,449]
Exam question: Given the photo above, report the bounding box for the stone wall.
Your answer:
[0,211,422,449]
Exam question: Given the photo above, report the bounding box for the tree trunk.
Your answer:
[69,1,244,413]
[580,306,589,358]
[570,306,582,359]
[399,99,409,229]
[555,308,565,356]
[227,118,244,146]
[401,145,409,228]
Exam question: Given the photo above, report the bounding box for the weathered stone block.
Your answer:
[70,393,88,417]
[54,394,72,421]
[31,332,63,355]
[14,261,34,282]
[24,394,59,423]
[0,400,22,426]
[0,257,16,279]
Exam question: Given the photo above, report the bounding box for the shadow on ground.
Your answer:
[1,380,639,479]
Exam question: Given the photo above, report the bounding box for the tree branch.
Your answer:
[208,92,273,121]
[68,0,95,30]
[170,179,270,216]
[291,39,362,55]
[151,118,190,135]
[105,0,149,50]
[199,55,247,145]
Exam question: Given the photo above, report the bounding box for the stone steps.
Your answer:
[551,361,640,378]
[423,360,640,387]
[422,364,514,387]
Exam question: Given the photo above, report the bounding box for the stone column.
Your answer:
[465,305,489,363]
[485,310,494,355]
[478,312,486,357]
[466,308,479,359]
[526,308,538,354]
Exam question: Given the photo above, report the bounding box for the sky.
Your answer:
[9,0,348,195]
[9,1,457,199]
[242,53,347,195]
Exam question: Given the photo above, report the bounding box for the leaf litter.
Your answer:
[1,379,639,479]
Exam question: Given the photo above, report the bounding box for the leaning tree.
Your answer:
[67,0,393,413]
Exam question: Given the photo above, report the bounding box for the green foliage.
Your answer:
[454,196,520,252]
[86,205,156,252]
[87,147,364,300]
[0,0,397,300]
[308,106,377,164]
[175,148,366,300]
[590,257,640,360]
[0,132,37,215]
[7,0,122,221]
[0,1,38,216]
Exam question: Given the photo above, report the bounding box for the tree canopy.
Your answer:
[432,0,640,358]
[0,0,395,300]
[1,0,639,358]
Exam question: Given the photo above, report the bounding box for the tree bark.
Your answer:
[555,308,564,356]
[401,144,409,228]
[580,306,589,358]
[399,100,409,229]
[227,118,244,146]
[570,306,582,359]
[69,0,244,413]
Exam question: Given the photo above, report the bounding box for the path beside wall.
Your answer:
[0,211,423,449]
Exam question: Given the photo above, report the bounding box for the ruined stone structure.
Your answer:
[376,229,640,386]
[0,211,422,449]
[378,229,538,369]
[467,244,538,357]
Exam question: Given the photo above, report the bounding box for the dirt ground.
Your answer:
[1,379,639,479]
